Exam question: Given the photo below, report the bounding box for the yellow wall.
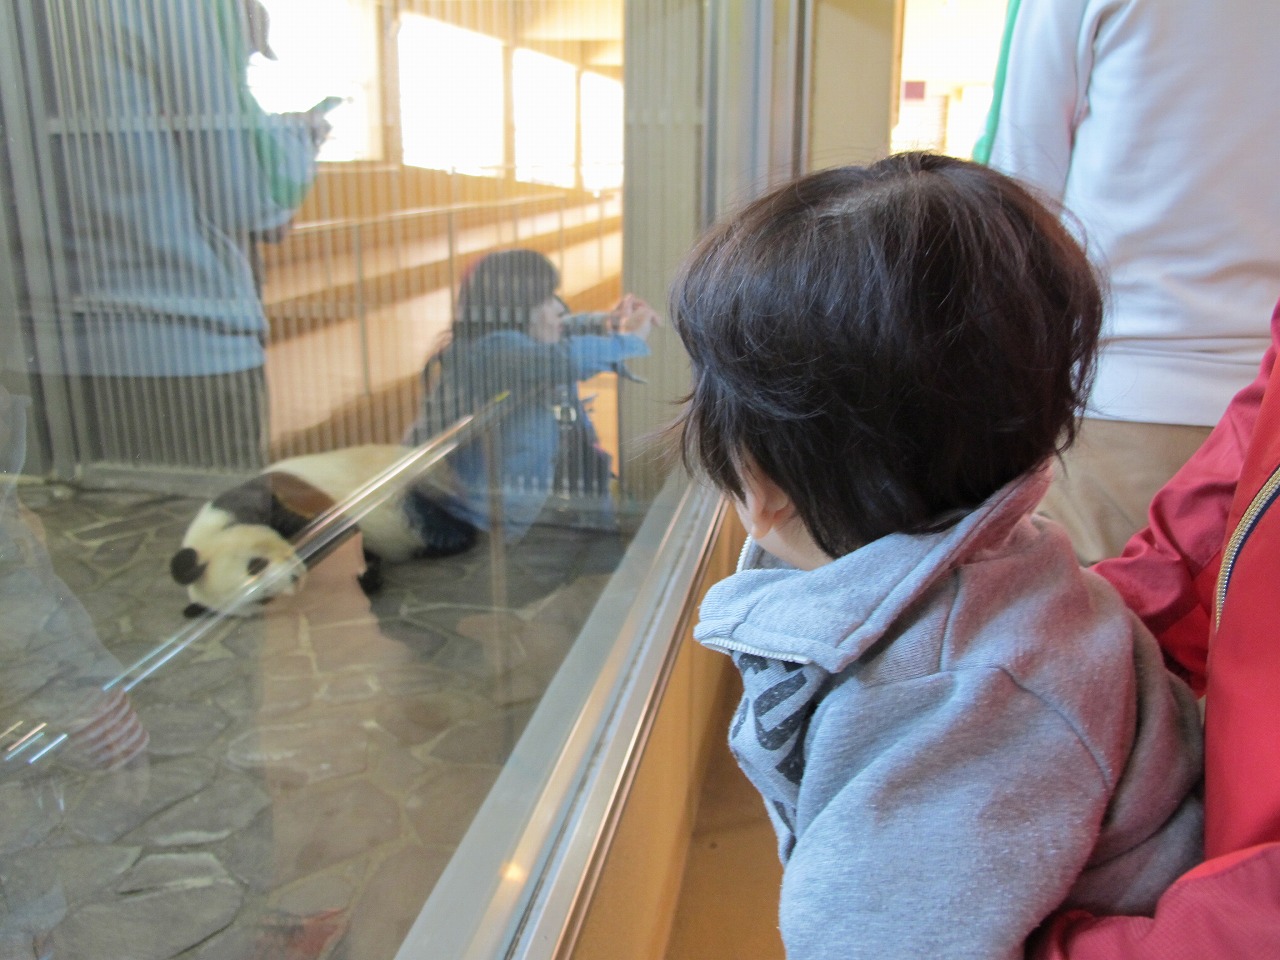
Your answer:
[809,0,902,168]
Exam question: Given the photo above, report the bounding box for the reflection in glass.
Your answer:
[580,71,625,192]
[399,15,506,177]
[2,0,664,957]
[24,0,329,472]
[513,49,578,188]
[246,0,383,163]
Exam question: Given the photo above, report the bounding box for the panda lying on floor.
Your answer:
[169,445,475,617]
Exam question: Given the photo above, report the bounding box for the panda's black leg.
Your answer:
[358,551,384,595]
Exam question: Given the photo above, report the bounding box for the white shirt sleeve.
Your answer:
[985,0,1107,203]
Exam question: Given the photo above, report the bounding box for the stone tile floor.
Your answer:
[1,481,628,960]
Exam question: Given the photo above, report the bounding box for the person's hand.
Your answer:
[610,294,662,340]
[283,106,333,149]
[303,104,333,148]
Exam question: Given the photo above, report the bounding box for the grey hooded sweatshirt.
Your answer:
[694,469,1203,960]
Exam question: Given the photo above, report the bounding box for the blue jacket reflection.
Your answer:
[403,329,648,539]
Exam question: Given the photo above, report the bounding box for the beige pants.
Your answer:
[1039,418,1213,565]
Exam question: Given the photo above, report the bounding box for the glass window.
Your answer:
[894,0,1005,158]
[246,0,383,163]
[580,71,624,191]
[399,15,505,176]
[512,48,578,187]
[0,0,698,956]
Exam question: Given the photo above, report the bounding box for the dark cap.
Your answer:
[243,0,277,60]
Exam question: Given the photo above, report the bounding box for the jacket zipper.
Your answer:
[703,636,813,665]
[716,536,812,663]
[1216,462,1280,629]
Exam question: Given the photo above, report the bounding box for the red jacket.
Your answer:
[1034,301,1280,956]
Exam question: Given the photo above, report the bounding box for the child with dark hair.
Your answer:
[672,153,1203,960]
[404,249,659,545]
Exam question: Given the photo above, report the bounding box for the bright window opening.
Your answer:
[580,71,624,192]
[512,48,577,188]
[245,0,382,162]
[399,15,505,176]
[893,0,1005,157]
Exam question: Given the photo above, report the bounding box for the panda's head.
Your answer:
[170,506,306,617]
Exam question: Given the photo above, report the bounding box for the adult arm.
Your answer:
[1093,302,1279,692]
[405,330,649,442]
[982,0,1100,200]
[564,294,658,379]
[565,332,649,380]
[1031,844,1280,960]
[471,330,648,386]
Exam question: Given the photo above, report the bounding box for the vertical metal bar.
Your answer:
[700,0,723,230]
[482,423,513,731]
[447,207,458,328]
[701,0,812,221]
[597,191,605,275]
[354,222,373,396]
[793,0,814,176]
[558,192,567,276]
[317,155,346,453]
[573,63,585,194]
[3,0,79,477]
[484,425,507,604]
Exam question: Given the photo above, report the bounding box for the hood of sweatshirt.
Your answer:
[692,467,1057,856]
[695,468,1053,673]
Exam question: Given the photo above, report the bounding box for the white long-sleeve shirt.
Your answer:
[983,0,1280,426]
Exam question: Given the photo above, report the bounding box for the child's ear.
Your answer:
[739,469,797,542]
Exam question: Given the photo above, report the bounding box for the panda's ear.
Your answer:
[170,547,208,586]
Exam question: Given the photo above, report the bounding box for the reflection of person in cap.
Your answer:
[237,0,329,297]
[404,250,661,544]
[33,0,329,472]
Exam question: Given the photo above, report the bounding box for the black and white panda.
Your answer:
[169,445,475,617]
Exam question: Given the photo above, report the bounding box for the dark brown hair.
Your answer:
[670,152,1103,558]
[453,249,560,340]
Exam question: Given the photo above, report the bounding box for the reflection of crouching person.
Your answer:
[404,250,657,546]
[672,154,1203,959]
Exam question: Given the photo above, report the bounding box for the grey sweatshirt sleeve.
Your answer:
[778,667,1109,960]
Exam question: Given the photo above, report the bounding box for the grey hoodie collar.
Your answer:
[694,467,1052,674]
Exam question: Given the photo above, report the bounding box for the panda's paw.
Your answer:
[358,552,384,595]
[183,602,212,618]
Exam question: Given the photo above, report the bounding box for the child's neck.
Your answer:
[754,516,839,571]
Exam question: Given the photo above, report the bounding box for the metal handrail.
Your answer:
[392,473,722,960]
[284,188,621,241]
